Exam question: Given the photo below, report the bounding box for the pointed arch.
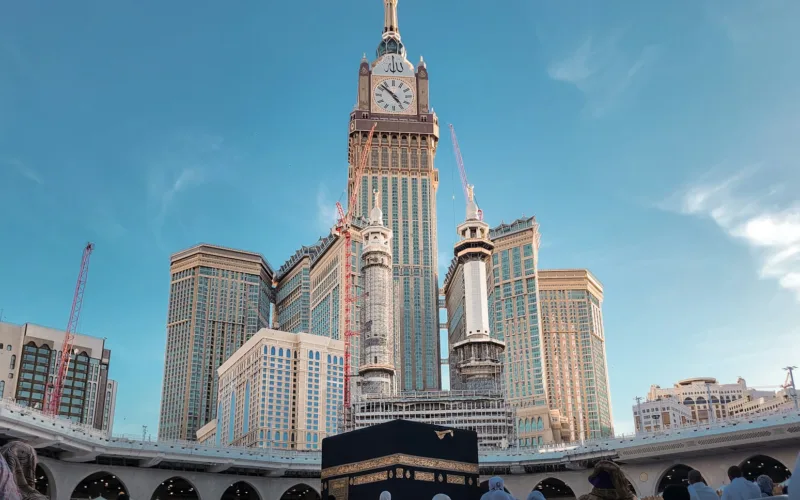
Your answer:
[151,476,199,499]
[221,480,260,500]
[33,461,55,499]
[531,477,576,499]
[656,464,703,493]
[739,454,793,483]
[70,471,129,500]
[279,482,320,500]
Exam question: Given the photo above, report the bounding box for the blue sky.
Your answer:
[1,0,799,438]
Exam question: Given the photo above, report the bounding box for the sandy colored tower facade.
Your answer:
[348,0,441,391]
[159,244,274,441]
[539,269,613,440]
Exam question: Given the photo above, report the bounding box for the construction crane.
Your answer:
[335,122,377,410]
[448,124,483,220]
[45,242,94,416]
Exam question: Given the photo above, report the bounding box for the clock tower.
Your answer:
[348,0,440,391]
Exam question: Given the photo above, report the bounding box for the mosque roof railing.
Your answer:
[1,399,798,469]
[489,216,538,239]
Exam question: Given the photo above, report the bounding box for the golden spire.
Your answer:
[384,0,399,34]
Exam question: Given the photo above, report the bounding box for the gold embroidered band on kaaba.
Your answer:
[321,453,479,479]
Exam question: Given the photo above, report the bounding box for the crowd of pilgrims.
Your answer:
[478,456,799,500]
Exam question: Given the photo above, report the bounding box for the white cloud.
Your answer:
[3,158,42,184]
[149,167,205,230]
[548,34,659,118]
[668,168,800,301]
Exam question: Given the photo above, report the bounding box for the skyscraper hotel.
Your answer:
[485,217,548,408]
[196,329,344,450]
[159,244,274,441]
[539,269,613,439]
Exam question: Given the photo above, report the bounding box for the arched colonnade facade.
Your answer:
[34,446,798,500]
[500,446,797,499]
[36,457,322,500]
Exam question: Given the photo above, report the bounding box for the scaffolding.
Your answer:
[343,390,515,450]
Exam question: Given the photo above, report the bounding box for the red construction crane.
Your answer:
[448,124,483,220]
[336,122,377,411]
[45,242,94,416]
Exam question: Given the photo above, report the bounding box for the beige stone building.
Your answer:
[197,328,344,451]
[633,398,694,433]
[515,406,571,446]
[0,322,116,434]
[642,377,785,426]
[159,244,274,441]
[538,269,613,440]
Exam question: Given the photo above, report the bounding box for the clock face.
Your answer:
[373,79,415,113]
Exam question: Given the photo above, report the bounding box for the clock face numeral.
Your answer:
[373,79,414,113]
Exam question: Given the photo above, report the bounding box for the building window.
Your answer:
[9,355,15,370]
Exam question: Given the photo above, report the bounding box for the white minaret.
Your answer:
[359,190,396,396]
[451,186,506,392]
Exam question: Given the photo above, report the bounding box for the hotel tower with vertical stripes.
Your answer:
[348,0,441,390]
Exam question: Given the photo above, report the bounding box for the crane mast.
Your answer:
[45,242,94,416]
[449,124,483,220]
[336,122,377,411]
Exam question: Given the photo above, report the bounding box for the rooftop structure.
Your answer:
[346,390,514,450]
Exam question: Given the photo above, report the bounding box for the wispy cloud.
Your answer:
[316,184,340,235]
[548,34,659,117]
[663,167,800,301]
[143,132,225,244]
[149,167,205,234]
[2,158,42,184]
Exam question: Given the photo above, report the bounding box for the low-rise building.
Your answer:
[347,390,515,450]
[727,389,796,417]
[635,377,787,432]
[0,322,116,434]
[633,398,694,433]
[516,406,571,446]
[198,328,344,451]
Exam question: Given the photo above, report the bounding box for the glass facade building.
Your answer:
[159,244,274,441]
[487,217,548,408]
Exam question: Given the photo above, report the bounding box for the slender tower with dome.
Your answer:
[359,190,396,396]
[348,0,441,391]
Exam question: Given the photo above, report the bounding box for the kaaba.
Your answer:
[320,419,481,500]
